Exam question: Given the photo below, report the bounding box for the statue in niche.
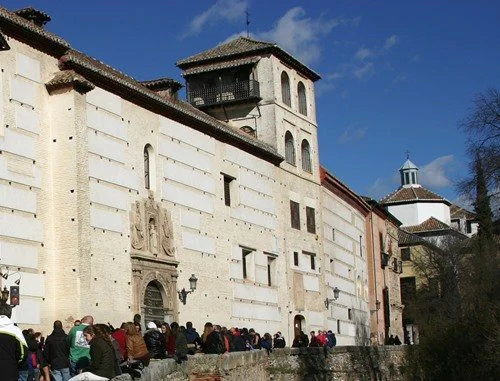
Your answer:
[161,210,175,257]
[149,220,159,254]
[131,201,144,250]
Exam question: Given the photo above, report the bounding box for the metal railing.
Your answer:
[188,79,260,107]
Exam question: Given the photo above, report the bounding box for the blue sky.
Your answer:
[4,0,499,206]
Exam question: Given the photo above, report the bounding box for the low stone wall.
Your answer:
[111,346,410,381]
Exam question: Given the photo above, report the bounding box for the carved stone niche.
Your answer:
[130,196,176,258]
[129,196,179,321]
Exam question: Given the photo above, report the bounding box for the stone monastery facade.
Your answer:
[0,7,403,345]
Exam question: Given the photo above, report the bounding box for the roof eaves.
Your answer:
[59,50,283,166]
[0,6,69,57]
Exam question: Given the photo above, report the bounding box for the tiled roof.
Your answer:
[380,186,451,205]
[176,36,321,82]
[58,50,282,164]
[402,217,451,234]
[182,57,260,76]
[0,6,69,55]
[450,204,476,220]
[398,229,425,246]
[45,70,94,94]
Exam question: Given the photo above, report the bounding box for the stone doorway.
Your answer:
[293,314,305,339]
[143,281,166,324]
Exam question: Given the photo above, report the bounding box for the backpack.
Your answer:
[215,332,225,354]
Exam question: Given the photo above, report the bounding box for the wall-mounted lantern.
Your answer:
[324,286,340,309]
[177,274,198,305]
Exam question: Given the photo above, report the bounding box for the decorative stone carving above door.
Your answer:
[130,195,175,258]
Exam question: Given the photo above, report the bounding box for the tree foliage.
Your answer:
[458,88,499,216]
[407,91,500,380]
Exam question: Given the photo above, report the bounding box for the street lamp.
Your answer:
[324,286,340,309]
[177,274,198,305]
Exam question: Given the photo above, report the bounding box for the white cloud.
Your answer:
[355,48,372,60]
[327,72,343,80]
[182,0,248,38]
[337,126,368,143]
[419,155,455,188]
[258,7,359,65]
[353,62,374,79]
[368,177,394,201]
[384,35,399,50]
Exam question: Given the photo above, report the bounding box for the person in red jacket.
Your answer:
[111,323,127,361]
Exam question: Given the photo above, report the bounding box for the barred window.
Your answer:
[298,81,307,116]
[281,71,291,107]
[301,139,312,172]
[285,131,296,165]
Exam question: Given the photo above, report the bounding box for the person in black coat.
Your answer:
[144,322,166,359]
[71,324,117,380]
[44,320,70,380]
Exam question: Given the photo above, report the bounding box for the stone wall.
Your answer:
[112,346,410,381]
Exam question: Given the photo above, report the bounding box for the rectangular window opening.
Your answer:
[242,248,252,279]
[222,173,235,207]
[267,255,276,286]
[290,201,300,230]
[293,251,299,267]
[306,206,316,234]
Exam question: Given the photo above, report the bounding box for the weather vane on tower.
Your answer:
[245,8,250,37]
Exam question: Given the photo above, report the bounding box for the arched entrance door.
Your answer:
[143,281,165,324]
[294,314,305,339]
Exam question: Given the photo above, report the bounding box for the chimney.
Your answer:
[141,78,183,101]
[15,7,51,28]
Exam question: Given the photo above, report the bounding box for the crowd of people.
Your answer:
[2,303,337,381]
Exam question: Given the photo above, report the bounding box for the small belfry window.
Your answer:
[285,131,296,165]
[281,71,291,107]
[290,201,300,230]
[301,139,312,172]
[298,81,307,116]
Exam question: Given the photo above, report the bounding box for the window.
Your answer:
[405,172,410,184]
[348,308,352,320]
[281,71,291,106]
[401,247,411,261]
[306,207,316,233]
[411,172,416,184]
[290,201,300,229]
[301,139,312,172]
[267,255,276,286]
[293,251,299,266]
[359,235,363,257]
[285,131,296,165]
[240,125,256,137]
[332,228,335,241]
[222,174,234,206]
[242,249,252,279]
[310,254,316,270]
[303,251,315,270]
[337,319,341,334]
[298,81,307,116]
[144,144,154,190]
[379,233,384,252]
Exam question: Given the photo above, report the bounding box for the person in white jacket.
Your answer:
[0,302,27,381]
